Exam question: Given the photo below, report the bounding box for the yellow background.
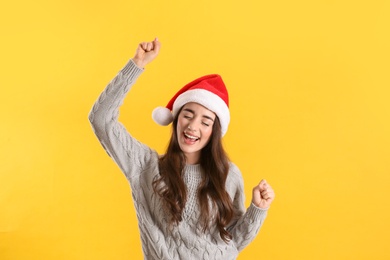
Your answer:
[1,0,389,259]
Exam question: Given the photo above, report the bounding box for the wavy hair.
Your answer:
[153,107,234,242]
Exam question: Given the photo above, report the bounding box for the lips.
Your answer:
[184,132,200,143]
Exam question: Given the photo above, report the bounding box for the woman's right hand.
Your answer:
[132,38,161,68]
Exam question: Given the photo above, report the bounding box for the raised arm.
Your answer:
[88,38,161,179]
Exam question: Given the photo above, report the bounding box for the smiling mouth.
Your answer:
[184,132,200,141]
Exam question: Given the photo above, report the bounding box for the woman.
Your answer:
[89,38,275,260]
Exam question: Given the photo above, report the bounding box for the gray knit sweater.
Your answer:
[88,59,267,260]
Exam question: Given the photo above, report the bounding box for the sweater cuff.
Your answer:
[121,59,144,81]
[246,203,268,220]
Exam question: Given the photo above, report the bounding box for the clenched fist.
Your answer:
[132,38,161,68]
[252,179,275,209]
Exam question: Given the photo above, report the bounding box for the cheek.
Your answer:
[176,124,182,138]
[202,128,213,141]
[176,118,184,132]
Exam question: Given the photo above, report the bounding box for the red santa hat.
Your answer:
[152,74,230,136]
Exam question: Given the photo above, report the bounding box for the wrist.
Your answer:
[252,200,269,209]
[251,202,269,210]
[131,58,145,69]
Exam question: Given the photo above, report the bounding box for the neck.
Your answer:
[184,152,200,165]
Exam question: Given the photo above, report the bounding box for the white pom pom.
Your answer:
[152,106,173,126]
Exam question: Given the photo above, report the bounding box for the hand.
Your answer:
[132,38,161,68]
[252,179,275,209]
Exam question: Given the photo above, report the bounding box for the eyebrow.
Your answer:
[183,108,215,122]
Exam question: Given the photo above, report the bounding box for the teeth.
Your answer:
[185,133,199,140]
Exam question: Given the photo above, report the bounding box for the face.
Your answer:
[176,102,216,165]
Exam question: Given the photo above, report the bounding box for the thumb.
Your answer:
[258,179,268,191]
[152,37,161,54]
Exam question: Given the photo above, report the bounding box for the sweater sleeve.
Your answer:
[88,59,157,181]
[226,164,268,252]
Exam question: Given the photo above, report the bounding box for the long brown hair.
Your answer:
[153,107,235,242]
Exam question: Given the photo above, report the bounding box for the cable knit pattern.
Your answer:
[88,59,268,260]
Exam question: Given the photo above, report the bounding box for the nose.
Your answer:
[187,124,194,131]
[187,122,199,132]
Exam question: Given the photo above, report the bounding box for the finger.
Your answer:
[153,38,161,53]
[263,186,274,194]
[138,42,146,51]
[261,190,270,199]
[145,42,153,51]
[258,179,268,191]
[265,190,275,200]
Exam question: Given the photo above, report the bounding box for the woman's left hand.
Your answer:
[252,179,275,209]
[132,38,161,68]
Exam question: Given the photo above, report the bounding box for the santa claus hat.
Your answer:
[152,74,230,136]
